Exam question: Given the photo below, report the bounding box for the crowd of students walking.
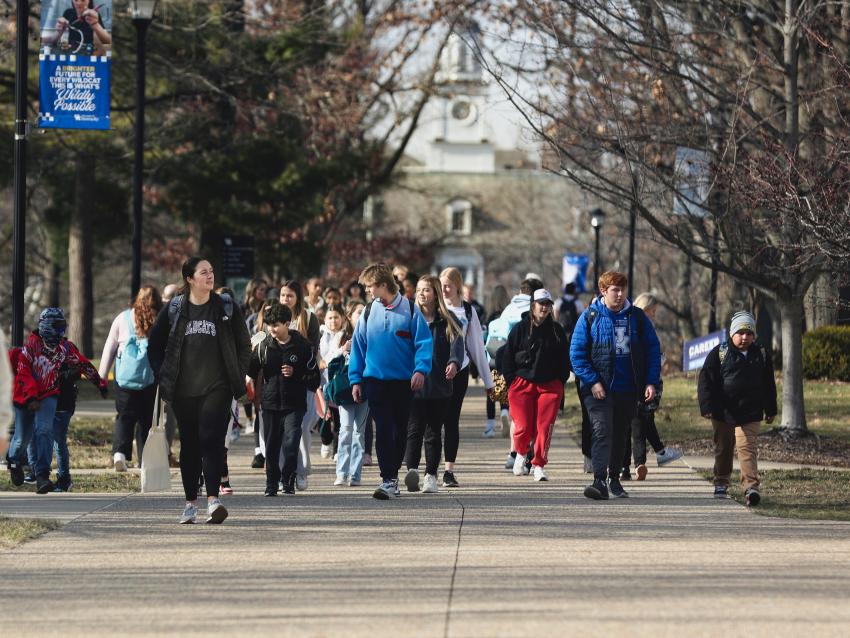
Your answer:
[2,256,777,523]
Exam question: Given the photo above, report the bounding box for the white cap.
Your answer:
[533,289,554,304]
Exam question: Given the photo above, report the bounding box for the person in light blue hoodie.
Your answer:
[349,263,433,500]
[570,271,661,501]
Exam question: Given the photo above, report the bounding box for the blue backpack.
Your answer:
[115,310,155,390]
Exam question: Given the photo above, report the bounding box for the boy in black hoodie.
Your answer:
[247,304,316,496]
[698,311,777,506]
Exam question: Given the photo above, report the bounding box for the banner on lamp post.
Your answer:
[562,254,590,293]
[38,1,113,130]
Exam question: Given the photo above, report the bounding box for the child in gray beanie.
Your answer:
[697,310,777,506]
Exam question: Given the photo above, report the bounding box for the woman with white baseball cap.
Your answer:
[501,288,571,481]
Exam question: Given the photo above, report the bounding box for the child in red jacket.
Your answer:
[7,308,106,493]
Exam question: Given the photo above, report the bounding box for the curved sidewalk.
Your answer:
[2,386,849,637]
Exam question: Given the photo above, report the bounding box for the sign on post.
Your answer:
[38,1,113,130]
[562,254,590,293]
[222,236,255,278]
[682,330,725,371]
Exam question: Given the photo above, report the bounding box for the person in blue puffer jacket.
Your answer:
[569,271,661,501]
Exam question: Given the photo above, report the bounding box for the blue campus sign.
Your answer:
[39,54,111,130]
[38,0,113,131]
[682,330,725,371]
[562,254,590,293]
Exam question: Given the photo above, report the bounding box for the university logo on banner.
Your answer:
[38,1,113,131]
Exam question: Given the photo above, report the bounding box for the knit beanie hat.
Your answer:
[38,307,67,349]
[729,311,756,337]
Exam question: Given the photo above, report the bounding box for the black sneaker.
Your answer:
[251,453,265,469]
[745,487,761,506]
[282,475,295,495]
[8,461,24,487]
[24,473,36,485]
[608,477,629,498]
[442,471,459,488]
[264,487,278,497]
[36,476,55,494]
[54,476,73,492]
[584,478,609,500]
[620,469,632,481]
[714,485,729,499]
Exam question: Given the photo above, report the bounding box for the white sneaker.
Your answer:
[348,478,361,487]
[333,476,347,486]
[656,447,684,466]
[422,474,439,493]
[533,465,548,482]
[483,420,496,438]
[205,498,228,524]
[500,409,511,438]
[320,444,331,459]
[113,452,127,473]
[404,468,420,492]
[513,452,528,476]
[505,453,516,470]
[583,455,593,473]
[296,475,309,491]
[372,480,396,500]
[179,503,197,524]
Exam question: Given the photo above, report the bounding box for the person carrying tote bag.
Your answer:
[141,389,171,493]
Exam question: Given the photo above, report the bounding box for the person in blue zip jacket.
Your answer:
[569,271,662,501]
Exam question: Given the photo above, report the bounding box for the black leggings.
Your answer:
[172,388,232,501]
[443,366,470,464]
[406,398,448,476]
[486,395,508,419]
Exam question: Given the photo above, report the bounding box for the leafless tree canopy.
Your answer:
[478,0,850,435]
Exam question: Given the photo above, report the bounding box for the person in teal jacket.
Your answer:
[349,262,432,500]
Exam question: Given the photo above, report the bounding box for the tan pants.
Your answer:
[712,420,760,490]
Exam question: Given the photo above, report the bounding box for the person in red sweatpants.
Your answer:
[502,289,570,482]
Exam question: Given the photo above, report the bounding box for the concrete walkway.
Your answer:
[2,386,850,637]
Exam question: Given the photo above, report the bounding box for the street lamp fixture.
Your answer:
[589,208,605,288]
[129,0,157,300]
[130,0,157,20]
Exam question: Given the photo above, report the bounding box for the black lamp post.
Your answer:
[590,208,606,290]
[130,0,157,300]
[11,0,29,346]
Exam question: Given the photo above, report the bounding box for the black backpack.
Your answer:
[558,296,580,335]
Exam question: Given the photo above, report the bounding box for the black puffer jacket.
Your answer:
[148,292,251,402]
[502,313,570,386]
[698,340,777,424]
[247,331,313,412]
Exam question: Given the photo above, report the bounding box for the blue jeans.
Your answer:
[53,410,74,481]
[8,396,59,478]
[336,402,369,482]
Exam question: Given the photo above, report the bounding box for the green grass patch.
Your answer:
[67,416,117,469]
[0,516,60,549]
[696,468,850,521]
[0,472,140,493]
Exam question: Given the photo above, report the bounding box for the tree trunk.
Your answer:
[68,154,95,357]
[776,294,807,437]
[676,251,696,340]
